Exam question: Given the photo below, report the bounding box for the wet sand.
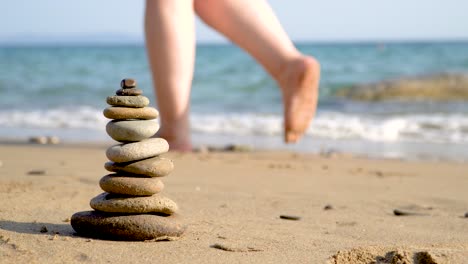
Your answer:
[0,143,467,263]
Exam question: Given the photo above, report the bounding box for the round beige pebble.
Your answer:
[104,157,173,177]
[106,120,159,142]
[106,96,149,108]
[103,107,159,120]
[90,192,178,215]
[99,174,164,196]
[106,138,169,163]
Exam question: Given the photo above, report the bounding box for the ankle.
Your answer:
[156,130,192,152]
[158,125,190,139]
[275,55,319,91]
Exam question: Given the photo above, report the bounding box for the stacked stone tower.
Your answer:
[71,78,186,241]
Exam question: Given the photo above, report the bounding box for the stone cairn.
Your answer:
[71,78,186,241]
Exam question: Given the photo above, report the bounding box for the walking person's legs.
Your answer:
[145,0,321,151]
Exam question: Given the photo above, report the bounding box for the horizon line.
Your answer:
[1,38,468,47]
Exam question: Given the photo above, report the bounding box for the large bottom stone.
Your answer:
[71,211,186,241]
[106,120,159,143]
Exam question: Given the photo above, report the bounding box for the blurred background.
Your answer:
[1,0,468,160]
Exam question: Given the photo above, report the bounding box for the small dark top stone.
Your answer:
[279,215,301,221]
[116,88,143,96]
[120,78,137,89]
[464,212,468,218]
[323,204,333,210]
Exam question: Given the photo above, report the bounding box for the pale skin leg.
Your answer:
[194,0,320,143]
[145,0,195,151]
[145,0,320,151]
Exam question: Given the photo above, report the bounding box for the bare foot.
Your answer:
[154,130,193,152]
[277,56,320,143]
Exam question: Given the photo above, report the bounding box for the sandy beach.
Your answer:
[0,143,467,263]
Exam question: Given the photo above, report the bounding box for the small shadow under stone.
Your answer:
[0,220,74,237]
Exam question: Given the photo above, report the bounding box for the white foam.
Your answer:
[1,107,468,144]
[191,111,468,144]
[0,106,107,130]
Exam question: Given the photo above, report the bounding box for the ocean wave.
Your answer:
[1,107,468,144]
[191,112,468,144]
[0,106,107,130]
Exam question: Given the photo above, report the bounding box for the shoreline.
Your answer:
[1,131,467,163]
[0,143,467,263]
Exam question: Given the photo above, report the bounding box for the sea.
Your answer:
[1,42,468,161]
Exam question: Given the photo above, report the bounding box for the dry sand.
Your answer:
[0,143,467,263]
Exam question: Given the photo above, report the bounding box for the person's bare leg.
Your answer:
[194,0,320,143]
[145,0,195,151]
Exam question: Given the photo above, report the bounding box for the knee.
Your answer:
[194,0,217,15]
[146,0,191,12]
[193,0,205,14]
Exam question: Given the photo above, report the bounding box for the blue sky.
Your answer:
[2,0,467,43]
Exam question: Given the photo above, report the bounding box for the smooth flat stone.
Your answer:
[106,120,159,142]
[71,211,186,241]
[103,107,159,120]
[90,192,178,214]
[106,138,169,163]
[116,88,142,96]
[99,174,164,196]
[120,78,137,89]
[107,96,149,108]
[104,157,173,177]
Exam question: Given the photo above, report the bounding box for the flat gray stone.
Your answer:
[107,96,149,108]
[106,120,159,142]
[104,107,158,120]
[99,174,164,196]
[116,88,143,96]
[71,211,186,241]
[90,192,178,214]
[104,157,173,177]
[106,138,169,163]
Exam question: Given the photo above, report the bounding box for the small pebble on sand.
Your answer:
[47,136,61,144]
[279,215,301,221]
[29,136,60,144]
[324,204,333,210]
[27,170,46,175]
[393,209,428,216]
[29,136,48,144]
[224,144,252,152]
[210,243,263,252]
